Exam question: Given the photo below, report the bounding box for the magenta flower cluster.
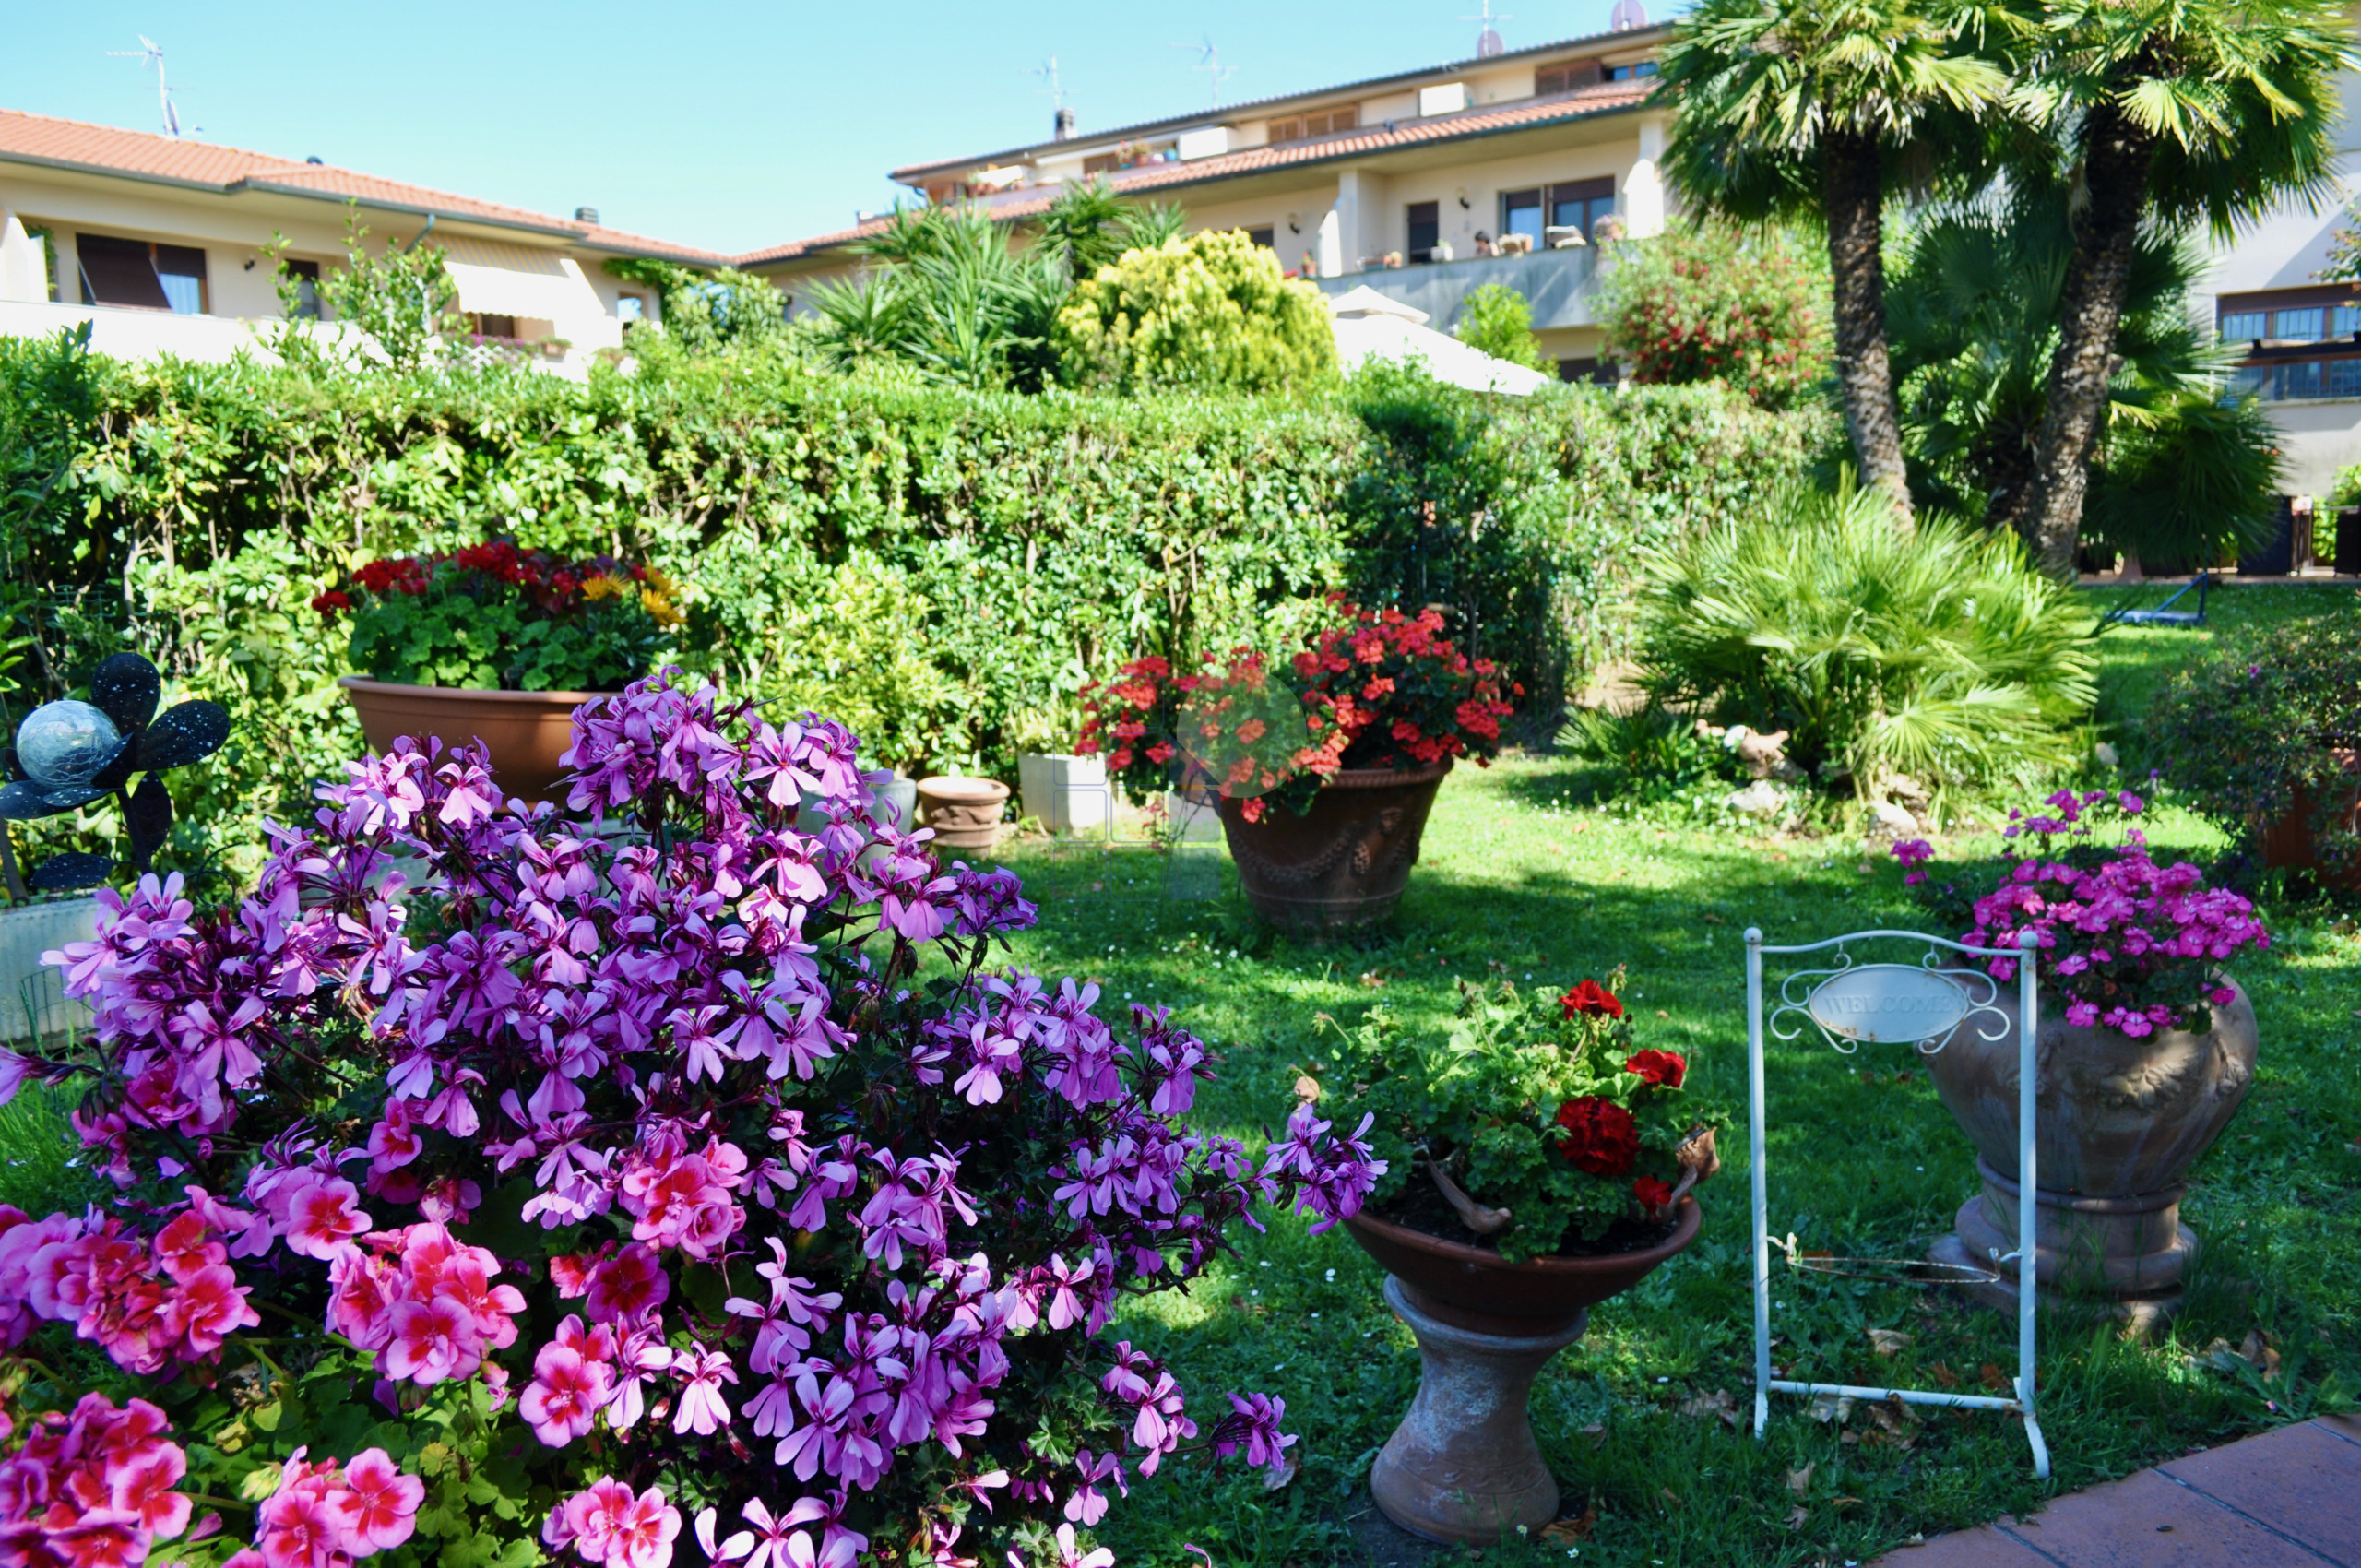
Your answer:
[0,1391,194,1568]
[1892,789,2269,1037]
[0,671,1385,1568]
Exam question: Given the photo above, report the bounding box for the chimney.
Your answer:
[1053,107,1076,141]
[575,206,600,224]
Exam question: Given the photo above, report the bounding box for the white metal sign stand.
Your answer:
[1745,925,2050,1479]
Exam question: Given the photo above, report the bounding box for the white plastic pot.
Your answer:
[0,896,98,1044]
[1019,754,1111,837]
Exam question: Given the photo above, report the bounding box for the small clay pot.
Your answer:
[1220,760,1450,932]
[1342,1201,1701,1544]
[917,776,1009,850]
[340,676,602,805]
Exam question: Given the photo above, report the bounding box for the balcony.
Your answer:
[1313,244,1601,335]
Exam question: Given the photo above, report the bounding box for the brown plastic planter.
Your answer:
[1219,760,1450,932]
[1343,1200,1702,1544]
[339,676,601,806]
[916,776,1009,850]
[2257,750,2359,890]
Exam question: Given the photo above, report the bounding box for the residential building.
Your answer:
[0,108,727,373]
[739,16,1676,380]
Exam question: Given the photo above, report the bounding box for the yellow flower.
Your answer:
[639,586,684,628]
[580,574,626,602]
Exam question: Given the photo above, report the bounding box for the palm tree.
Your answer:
[2009,0,2353,576]
[1660,0,2010,525]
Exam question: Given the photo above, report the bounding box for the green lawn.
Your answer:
[2080,580,2355,763]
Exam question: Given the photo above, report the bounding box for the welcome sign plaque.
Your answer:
[1802,963,1974,1045]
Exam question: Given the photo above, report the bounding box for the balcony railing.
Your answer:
[1313,244,1601,334]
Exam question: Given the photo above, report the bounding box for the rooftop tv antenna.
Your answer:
[1032,56,1079,140]
[1168,37,1237,109]
[107,36,188,138]
[1461,0,1512,56]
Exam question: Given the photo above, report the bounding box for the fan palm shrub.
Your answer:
[1635,478,2096,802]
[803,204,1067,389]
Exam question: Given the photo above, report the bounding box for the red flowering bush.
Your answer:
[1075,600,1517,821]
[0,674,1386,1568]
[314,541,682,693]
[1291,969,1714,1262]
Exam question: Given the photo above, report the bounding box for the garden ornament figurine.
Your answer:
[0,652,231,895]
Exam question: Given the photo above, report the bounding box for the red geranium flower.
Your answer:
[1553,1096,1639,1177]
[1560,980,1623,1019]
[1632,1175,1674,1213]
[1624,1050,1687,1089]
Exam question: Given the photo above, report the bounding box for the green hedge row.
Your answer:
[0,330,1823,876]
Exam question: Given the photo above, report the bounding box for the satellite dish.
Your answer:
[1609,0,1649,30]
[1477,27,1505,56]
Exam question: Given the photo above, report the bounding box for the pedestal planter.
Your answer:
[1925,978,2258,1318]
[1219,760,1449,932]
[339,677,598,806]
[1344,1200,1702,1544]
[917,776,1009,851]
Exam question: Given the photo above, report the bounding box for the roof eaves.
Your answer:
[0,147,243,196]
[227,175,589,239]
[885,23,1669,182]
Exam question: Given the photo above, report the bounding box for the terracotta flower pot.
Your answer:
[1343,1200,1701,1544]
[1924,977,2258,1313]
[2256,750,2359,890]
[1219,760,1450,932]
[916,776,1008,850]
[339,676,600,806]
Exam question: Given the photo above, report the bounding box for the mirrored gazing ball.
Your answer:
[15,700,124,786]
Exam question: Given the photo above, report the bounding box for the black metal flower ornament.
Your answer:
[0,653,231,893]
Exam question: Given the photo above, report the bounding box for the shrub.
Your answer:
[1635,480,2097,802]
[317,542,680,691]
[1596,222,1829,410]
[1304,971,1713,1261]
[1053,231,1337,395]
[0,678,1386,1568]
[1452,283,1548,371]
[2144,607,2361,875]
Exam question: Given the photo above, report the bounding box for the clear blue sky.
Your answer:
[3,1,1648,256]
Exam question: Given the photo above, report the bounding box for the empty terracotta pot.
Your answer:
[339,676,599,805]
[917,776,1009,850]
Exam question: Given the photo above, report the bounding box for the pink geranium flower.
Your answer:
[283,1177,371,1261]
[385,1295,478,1385]
[522,1342,614,1447]
[327,1447,424,1553]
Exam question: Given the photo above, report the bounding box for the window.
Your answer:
[1501,188,1544,246]
[1246,227,1275,250]
[2283,360,2323,398]
[2338,303,2361,337]
[1535,59,1602,94]
[1549,176,1615,242]
[1558,357,1618,386]
[616,294,646,323]
[2219,310,2265,341]
[469,314,519,340]
[2275,306,2325,340]
[284,258,322,319]
[1606,61,1659,80]
[77,232,208,313]
[2331,359,2361,397]
[1406,201,1440,259]
[2230,363,2270,398]
[1266,106,1358,145]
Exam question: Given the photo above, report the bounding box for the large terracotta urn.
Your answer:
[1925,978,2258,1315]
[339,677,597,805]
[1219,761,1449,932]
[1344,1201,1701,1545]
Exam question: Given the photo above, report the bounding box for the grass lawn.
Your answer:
[969,583,2361,1568]
[1,587,2352,1568]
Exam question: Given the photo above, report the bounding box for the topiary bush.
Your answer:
[1634,480,2097,803]
[0,678,1385,1568]
[1053,232,1336,396]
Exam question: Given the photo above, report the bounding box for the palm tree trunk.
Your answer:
[1821,129,1913,529]
[2018,102,2156,577]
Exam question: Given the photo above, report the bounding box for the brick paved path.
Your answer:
[1881,1415,2361,1565]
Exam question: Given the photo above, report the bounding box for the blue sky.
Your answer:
[4,1,1647,256]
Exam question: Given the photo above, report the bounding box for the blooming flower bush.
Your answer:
[1297,971,1711,1262]
[314,541,683,693]
[1892,789,2271,1038]
[1075,600,1517,821]
[0,672,1383,1568]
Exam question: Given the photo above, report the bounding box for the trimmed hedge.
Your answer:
[0,330,1824,876]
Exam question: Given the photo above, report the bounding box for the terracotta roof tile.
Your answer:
[739,82,1654,266]
[0,108,729,262]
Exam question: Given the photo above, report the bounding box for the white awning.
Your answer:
[1331,313,1552,396]
[438,238,604,325]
